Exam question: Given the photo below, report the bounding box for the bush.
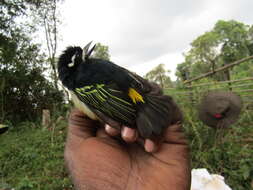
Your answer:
[168,89,253,190]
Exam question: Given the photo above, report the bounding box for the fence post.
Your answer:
[42,109,51,127]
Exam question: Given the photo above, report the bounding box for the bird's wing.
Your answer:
[74,83,137,125]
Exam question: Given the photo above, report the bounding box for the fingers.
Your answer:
[105,125,138,143]
[121,126,138,142]
[104,124,159,153]
[105,124,120,136]
[69,109,186,154]
[68,109,186,155]
[144,139,157,153]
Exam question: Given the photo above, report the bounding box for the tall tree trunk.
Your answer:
[44,0,58,91]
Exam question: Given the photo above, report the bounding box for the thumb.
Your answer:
[154,124,190,166]
[68,108,100,140]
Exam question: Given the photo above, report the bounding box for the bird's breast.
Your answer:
[70,91,98,120]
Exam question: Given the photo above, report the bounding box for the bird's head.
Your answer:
[58,42,96,70]
[58,46,83,71]
[57,42,96,89]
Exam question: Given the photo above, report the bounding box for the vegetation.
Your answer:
[144,63,172,88]
[0,1,252,188]
[0,0,65,124]
[176,20,253,82]
[92,42,111,61]
[0,120,73,190]
[183,107,253,190]
[169,19,253,190]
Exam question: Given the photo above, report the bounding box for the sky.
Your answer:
[58,0,253,80]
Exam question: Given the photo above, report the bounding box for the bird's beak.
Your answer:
[83,41,92,55]
[82,41,96,60]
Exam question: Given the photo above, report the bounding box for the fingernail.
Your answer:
[122,127,136,141]
[105,124,119,136]
[105,124,111,131]
[144,139,156,153]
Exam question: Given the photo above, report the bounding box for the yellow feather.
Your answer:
[128,88,145,104]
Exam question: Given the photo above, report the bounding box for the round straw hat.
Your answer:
[198,91,242,128]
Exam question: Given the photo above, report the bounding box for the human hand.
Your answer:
[64,109,191,190]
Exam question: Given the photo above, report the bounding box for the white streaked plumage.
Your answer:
[68,54,76,67]
[70,91,98,120]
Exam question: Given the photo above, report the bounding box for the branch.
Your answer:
[53,0,57,57]
[44,16,52,59]
[184,55,253,84]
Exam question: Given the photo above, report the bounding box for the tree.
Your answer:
[31,0,63,90]
[176,20,253,81]
[0,32,64,123]
[247,26,253,55]
[145,64,172,88]
[92,43,110,60]
[0,1,64,124]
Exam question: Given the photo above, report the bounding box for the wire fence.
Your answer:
[165,70,253,110]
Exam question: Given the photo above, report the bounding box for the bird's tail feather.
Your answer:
[136,95,182,138]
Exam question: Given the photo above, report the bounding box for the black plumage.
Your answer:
[58,42,182,138]
[0,125,8,134]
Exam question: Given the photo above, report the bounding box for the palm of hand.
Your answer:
[81,137,189,190]
[65,115,190,190]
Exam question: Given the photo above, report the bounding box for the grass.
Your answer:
[167,84,253,189]
[0,106,252,189]
[182,106,253,190]
[0,120,73,190]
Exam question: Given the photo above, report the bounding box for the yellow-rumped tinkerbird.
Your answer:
[0,124,8,134]
[58,42,182,138]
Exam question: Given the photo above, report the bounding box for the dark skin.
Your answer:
[64,109,191,190]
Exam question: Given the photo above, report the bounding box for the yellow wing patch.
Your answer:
[128,88,145,104]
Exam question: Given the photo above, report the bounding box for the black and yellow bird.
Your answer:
[58,42,182,138]
[0,124,8,134]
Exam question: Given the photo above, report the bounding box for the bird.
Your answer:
[57,42,182,139]
[0,124,8,134]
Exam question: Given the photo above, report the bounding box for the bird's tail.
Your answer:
[136,94,182,138]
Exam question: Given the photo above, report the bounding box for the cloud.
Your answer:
[108,0,207,61]
[59,0,253,79]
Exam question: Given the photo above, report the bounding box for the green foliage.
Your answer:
[214,20,250,73]
[144,63,172,88]
[176,20,253,81]
[0,120,73,190]
[188,111,253,190]
[0,35,64,123]
[166,88,253,190]
[0,0,65,124]
[92,42,110,61]
[1,97,252,189]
